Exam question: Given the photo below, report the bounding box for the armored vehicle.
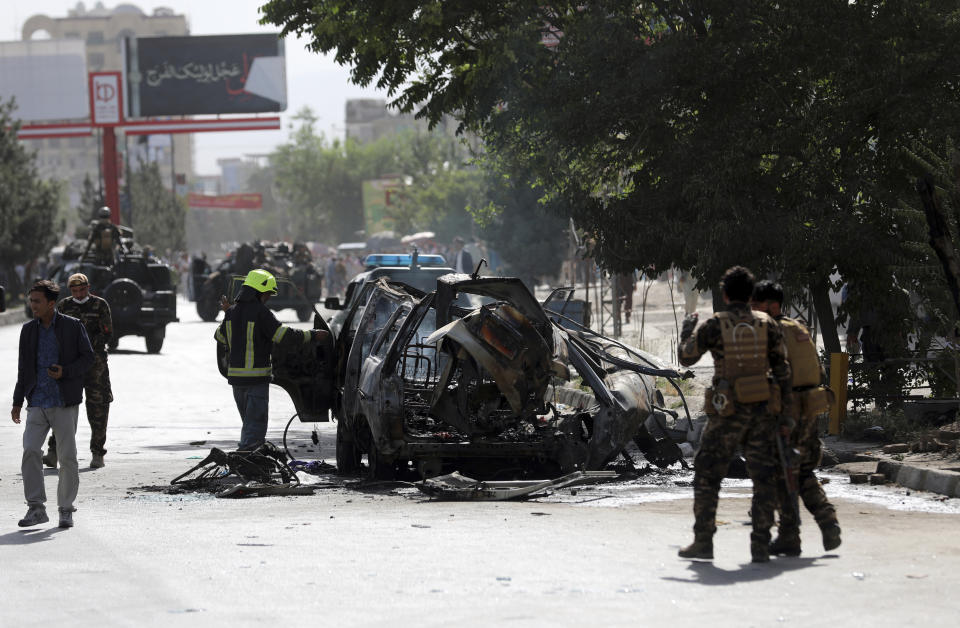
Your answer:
[195,241,322,322]
[30,229,178,353]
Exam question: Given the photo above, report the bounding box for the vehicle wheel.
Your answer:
[335,419,361,475]
[196,295,219,322]
[295,306,312,322]
[356,416,396,480]
[367,446,397,481]
[145,327,165,354]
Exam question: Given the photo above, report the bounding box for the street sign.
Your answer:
[89,72,123,126]
[188,193,263,210]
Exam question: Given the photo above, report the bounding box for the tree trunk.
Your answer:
[811,280,841,354]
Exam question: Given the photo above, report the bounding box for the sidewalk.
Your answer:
[598,278,960,499]
[0,308,26,327]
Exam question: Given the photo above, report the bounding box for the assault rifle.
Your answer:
[775,427,801,522]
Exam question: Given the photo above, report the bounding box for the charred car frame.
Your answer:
[277,273,689,480]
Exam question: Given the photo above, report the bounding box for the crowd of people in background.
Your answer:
[8,234,511,307]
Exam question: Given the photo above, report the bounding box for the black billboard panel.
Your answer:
[126,34,286,117]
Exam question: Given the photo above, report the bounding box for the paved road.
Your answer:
[1,298,958,627]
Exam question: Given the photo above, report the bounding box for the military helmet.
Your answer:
[242,268,278,295]
[97,206,111,219]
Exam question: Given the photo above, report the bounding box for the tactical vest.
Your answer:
[713,310,774,406]
[99,227,114,251]
[780,316,822,388]
[715,310,770,381]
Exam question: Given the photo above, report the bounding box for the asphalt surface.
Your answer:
[1,296,959,627]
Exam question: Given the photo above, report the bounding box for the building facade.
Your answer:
[20,2,193,210]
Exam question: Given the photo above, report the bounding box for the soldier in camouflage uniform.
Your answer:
[677,266,793,563]
[44,273,114,469]
[752,280,841,555]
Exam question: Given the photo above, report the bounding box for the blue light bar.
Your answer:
[364,253,448,268]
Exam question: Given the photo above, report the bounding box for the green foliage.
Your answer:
[270,108,400,243]
[74,174,104,240]
[263,0,960,355]
[129,161,185,253]
[0,99,62,290]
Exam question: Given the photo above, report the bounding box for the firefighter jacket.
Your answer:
[214,289,313,386]
[58,295,112,355]
[679,301,792,400]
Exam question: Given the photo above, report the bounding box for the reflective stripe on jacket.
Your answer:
[214,299,311,386]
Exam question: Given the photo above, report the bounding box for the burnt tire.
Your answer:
[335,419,361,475]
[145,327,165,354]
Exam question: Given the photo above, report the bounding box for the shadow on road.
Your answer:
[140,439,238,452]
[0,527,67,545]
[662,556,828,585]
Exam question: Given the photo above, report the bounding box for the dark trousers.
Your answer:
[691,404,779,545]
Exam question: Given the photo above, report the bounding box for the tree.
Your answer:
[0,99,62,292]
[73,174,104,241]
[128,161,185,253]
[263,1,960,354]
[271,107,400,243]
[474,171,569,288]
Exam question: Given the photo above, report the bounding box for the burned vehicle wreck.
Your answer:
[279,273,688,480]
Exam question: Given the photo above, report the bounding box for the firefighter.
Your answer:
[677,266,793,563]
[44,273,113,469]
[751,280,842,555]
[82,206,123,266]
[214,269,328,450]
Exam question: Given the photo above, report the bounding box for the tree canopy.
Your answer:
[262,0,960,350]
[0,99,62,291]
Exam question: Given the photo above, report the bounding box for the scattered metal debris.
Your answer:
[170,442,307,498]
[417,470,618,501]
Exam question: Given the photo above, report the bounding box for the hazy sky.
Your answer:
[8,0,388,174]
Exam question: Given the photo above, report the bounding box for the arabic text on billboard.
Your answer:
[127,34,286,117]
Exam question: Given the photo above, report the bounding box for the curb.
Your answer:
[876,460,960,498]
[0,309,27,327]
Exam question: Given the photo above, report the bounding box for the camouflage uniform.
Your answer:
[679,302,792,553]
[48,295,114,457]
[773,315,839,547]
[84,219,122,266]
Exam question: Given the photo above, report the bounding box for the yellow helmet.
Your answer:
[243,268,278,294]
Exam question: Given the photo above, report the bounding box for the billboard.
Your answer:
[0,40,88,122]
[126,34,286,117]
[188,193,263,210]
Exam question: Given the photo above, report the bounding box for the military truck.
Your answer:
[29,228,178,353]
[195,241,322,322]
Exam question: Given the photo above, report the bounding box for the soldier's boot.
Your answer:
[751,541,771,563]
[769,530,801,556]
[821,522,842,551]
[678,535,714,560]
[42,449,57,469]
[90,454,105,469]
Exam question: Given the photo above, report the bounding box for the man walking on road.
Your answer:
[215,269,328,450]
[751,280,842,555]
[11,280,94,528]
[44,273,114,469]
[677,266,793,562]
